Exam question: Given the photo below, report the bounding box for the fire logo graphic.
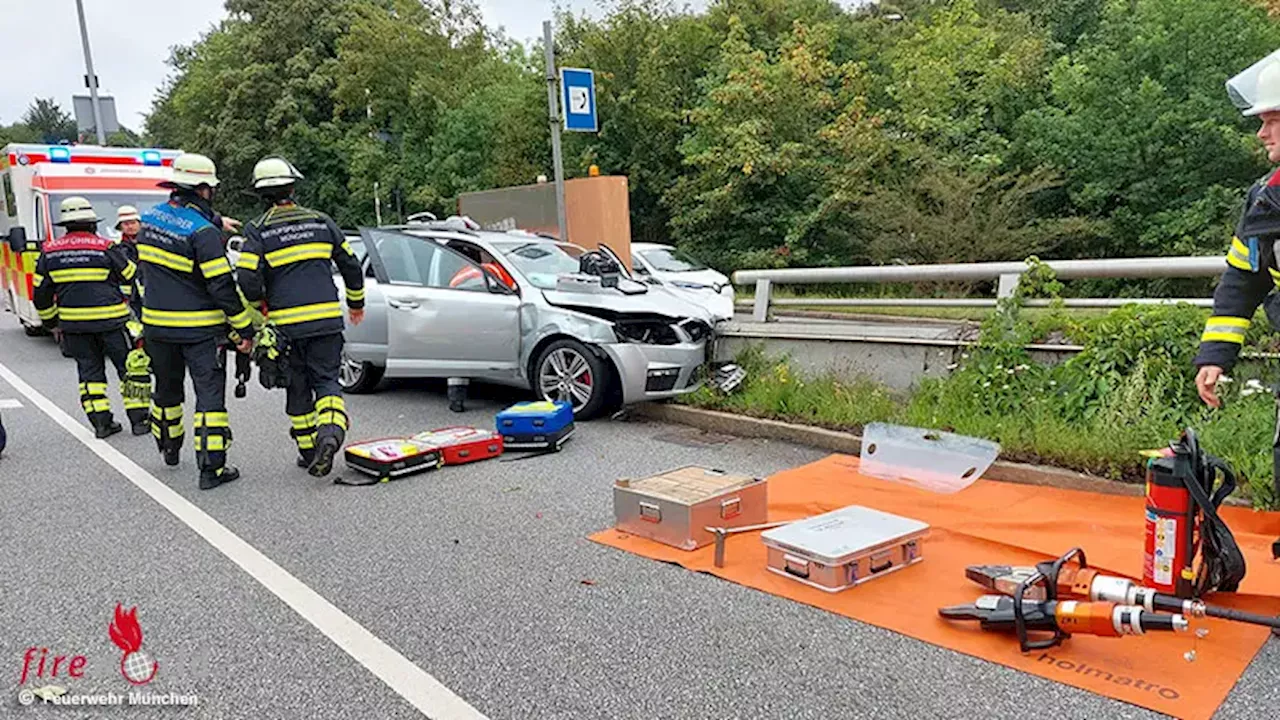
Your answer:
[108,604,158,685]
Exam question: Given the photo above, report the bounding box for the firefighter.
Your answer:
[236,156,365,477]
[1195,51,1280,408]
[115,205,143,317]
[138,153,255,490]
[32,197,147,437]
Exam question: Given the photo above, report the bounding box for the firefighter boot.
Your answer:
[92,414,123,440]
[308,436,340,477]
[448,377,468,413]
[296,449,316,468]
[199,465,240,490]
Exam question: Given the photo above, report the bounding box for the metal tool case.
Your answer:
[613,466,768,550]
[761,506,928,592]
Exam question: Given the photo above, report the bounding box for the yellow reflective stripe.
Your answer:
[1202,316,1250,344]
[200,257,232,278]
[318,412,348,430]
[121,261,137,281]
[193,412,229,428]
[290,413,318,429]
[270,301,343,325]
[142,308,226,327]
[59,304,130,321]
[264,243,332,267]
[345,287,365,302]
[340,240,355,256]
[85,382,108,395]
[49,268,111,283]
[38,306,59,320]
[121,285,134,295]
[138,245,194,272]
[236,252,261,271]
[227,308,252,330]
[123,397,149,410]
[315,396,346,412]
[194,435,227,451]
[1227,237,1252,271]
[32,273,44,287]
[153,423,184,438]
[295,434,316,449]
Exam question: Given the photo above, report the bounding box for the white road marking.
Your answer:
[0,360,487,720]
[0,398,22,409]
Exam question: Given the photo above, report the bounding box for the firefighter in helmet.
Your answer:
[1195,51,1280,405]
[33,197,147,437]
[115,205,144,317]
[236,156,365,476]
[137,153,255,490]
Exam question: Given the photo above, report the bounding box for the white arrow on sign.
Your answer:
[569,87,589,114]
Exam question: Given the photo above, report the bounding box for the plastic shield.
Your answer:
[859,423,1000,494]
[1227,48,1280,116]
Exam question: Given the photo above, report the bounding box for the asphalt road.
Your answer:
[1,320,1277,720]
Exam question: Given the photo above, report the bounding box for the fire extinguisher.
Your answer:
[1142,428,1245,599]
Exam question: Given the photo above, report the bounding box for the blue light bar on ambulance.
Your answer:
[49,146,71,163]
[141,150,162,166]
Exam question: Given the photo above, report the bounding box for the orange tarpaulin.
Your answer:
[589,455,1280,720]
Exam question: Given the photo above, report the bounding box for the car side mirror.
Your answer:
[8,226,28,253]
[484,268,518,296]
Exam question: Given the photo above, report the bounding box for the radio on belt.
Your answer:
[613,466,768,550]
[761,506,928,592]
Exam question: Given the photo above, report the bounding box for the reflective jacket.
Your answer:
[1194,170,1280,372]
[236,201,364,340]
[116,235,143,317]
[32,232,136,334]
[137,193,254,344]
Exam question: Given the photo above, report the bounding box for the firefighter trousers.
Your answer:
[284,333,348,463]
[62,328,149,430]
[148,337,230,474]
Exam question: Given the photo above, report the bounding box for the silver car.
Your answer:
[339,222,718,419]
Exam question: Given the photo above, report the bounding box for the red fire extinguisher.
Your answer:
[1143,450,1197,597]
[1141,429,1245,599]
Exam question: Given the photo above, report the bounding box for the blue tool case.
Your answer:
[496,401,575,450]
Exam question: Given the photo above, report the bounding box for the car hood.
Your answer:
[541,283,716,323]
[656,268,730,290]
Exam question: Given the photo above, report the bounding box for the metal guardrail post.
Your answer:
[753,279,772,322]
[996,273,1021,299]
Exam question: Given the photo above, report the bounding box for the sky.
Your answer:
[0,0,650,133]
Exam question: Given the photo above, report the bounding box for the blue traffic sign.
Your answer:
[560,68,597,133]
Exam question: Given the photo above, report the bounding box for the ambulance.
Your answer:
[1,143,181,335]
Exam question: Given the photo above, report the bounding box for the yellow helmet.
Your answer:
[55,196,101,226]
[159,152,220,190]
[115,205,141,229]
[251,156,304,189]
[1228,48,1280,116]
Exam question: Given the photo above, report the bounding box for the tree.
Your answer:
[22,99,77,144]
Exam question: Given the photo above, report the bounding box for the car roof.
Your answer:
[630,242,670,252]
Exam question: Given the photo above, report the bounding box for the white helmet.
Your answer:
[115,205,141,230]
[251,156,304,189]
[159,152,220,190]
[54,196,101,226]
[1228,48,1280,116]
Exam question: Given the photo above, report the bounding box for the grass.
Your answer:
[687,342,1280,507]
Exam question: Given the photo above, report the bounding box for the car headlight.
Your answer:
[614,319,680,345]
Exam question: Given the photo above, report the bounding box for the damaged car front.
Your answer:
[490,238,717,407]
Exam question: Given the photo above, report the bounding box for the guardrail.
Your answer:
[731,256,1227,322]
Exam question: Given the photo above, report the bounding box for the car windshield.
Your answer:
[491,240,589,289]
[638,247,708,273]
[50,193,169,241]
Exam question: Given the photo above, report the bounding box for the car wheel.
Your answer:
[340,348,384,394]
[536,338,609,419]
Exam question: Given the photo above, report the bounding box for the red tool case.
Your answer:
[412,426,504,465]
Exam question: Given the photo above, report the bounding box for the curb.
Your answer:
[633,402,1149,498]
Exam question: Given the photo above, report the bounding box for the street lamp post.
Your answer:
[74,0,106,144]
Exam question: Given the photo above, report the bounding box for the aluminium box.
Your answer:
[761,505,927,592]
[613,466,768,550]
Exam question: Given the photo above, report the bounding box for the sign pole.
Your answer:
[543,20,568,242]
[74,0,106,145]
